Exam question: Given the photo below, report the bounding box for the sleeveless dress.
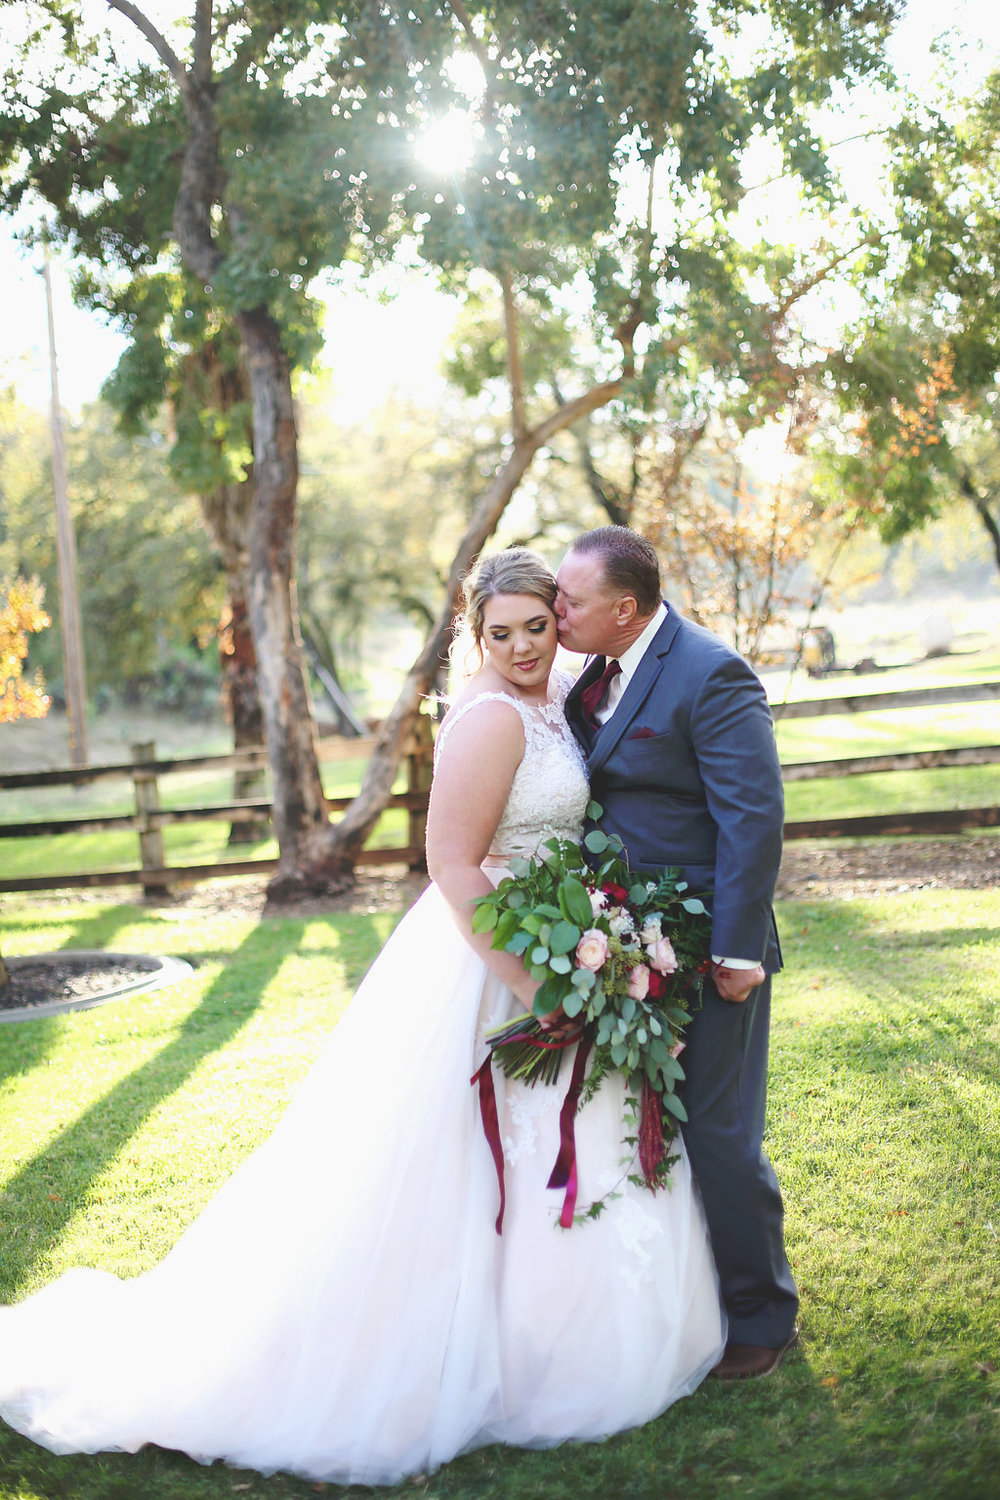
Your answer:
[0,677,725,1486]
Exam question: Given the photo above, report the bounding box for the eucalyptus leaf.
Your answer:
[549,920,581,955]
[583,829,609,854]
[662,1092,689,1122]
[562,991,583,1018]
[549,954,572,974]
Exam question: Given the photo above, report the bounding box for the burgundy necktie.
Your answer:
[580,659,621,730]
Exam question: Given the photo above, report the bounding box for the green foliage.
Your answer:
[473,825,710,1163]
[820,71,1000,563]
[0,390,222,695]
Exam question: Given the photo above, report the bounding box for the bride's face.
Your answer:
[480,592,559,694]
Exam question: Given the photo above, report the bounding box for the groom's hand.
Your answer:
[711,961,766,1004]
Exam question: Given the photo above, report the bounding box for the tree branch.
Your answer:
[500,267,528,441]
[447,0,492,76]
[105,0,187,92]
[772,235,878,324]
[958,467,1000,573]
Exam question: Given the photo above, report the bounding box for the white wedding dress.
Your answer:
[0,677,725,1486]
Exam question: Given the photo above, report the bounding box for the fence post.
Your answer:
[406,713,434,872]
[131,741,171,897]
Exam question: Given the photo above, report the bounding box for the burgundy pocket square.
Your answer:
[629,727,656,739]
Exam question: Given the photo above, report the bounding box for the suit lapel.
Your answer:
[587,609,681,773]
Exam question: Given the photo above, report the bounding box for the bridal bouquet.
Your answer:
[471,806,711,1229]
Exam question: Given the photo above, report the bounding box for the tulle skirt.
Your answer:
[0,883,725,1485]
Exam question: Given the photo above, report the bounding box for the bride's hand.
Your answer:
[537,1006,583,1042]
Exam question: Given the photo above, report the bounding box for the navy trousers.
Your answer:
[678,973,798,1347]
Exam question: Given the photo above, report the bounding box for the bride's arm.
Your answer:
[425,701,539,1011]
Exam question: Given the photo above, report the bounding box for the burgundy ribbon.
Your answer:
[472,1028,590,1235]
[472,1055,507,1234]
[545,1032,594,1228]
[638,1075,666,1188]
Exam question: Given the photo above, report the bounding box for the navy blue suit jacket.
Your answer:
[564,606,783,972]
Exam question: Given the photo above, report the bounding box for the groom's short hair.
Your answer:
[570,526,661,616]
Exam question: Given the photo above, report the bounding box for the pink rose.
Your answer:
[646,935,678,975]
[575,929,609,971]
[627,965,650,1000]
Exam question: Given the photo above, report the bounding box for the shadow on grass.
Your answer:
[0,910,390,1298]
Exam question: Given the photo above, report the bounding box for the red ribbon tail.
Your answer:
[546,1034,593,1228]
[638,1076,666,1189]
[472,1058,506,1234]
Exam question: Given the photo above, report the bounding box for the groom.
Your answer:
[556,525,799,1379]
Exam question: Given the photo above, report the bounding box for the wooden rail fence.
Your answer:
[1,681,997,895]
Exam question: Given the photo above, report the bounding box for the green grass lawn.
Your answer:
[0,884,997,1499]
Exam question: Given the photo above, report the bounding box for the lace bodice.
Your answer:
[434,671,589,862]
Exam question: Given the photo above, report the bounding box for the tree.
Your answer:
[2,0,903,892]
[0,391,221,699]
[824,70,1000,574]
[2,0,444,893]
[109,302,269,834]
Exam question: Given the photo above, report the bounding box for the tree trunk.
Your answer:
[325,379,622,869]
[960,471,1000,575]
[199,473,270,844]
[221,589,270,844]
[238,303,344,897]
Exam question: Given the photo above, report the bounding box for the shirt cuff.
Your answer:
[711,955,761,969]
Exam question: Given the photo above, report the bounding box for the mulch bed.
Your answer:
[2,837,997,1009]
[0,958,158,1013]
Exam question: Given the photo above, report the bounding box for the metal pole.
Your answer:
[42,246,89,767]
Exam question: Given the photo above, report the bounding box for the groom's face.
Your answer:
[554,550,622,657]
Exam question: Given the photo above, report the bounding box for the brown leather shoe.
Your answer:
[709,1327,799,1381]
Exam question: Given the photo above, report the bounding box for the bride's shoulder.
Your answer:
[435,679,530,763]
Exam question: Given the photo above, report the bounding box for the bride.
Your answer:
[0,548,725,1486]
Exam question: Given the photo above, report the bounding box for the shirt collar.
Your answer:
[615,602,667,686]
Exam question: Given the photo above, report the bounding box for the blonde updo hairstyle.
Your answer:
[453,547,558,675]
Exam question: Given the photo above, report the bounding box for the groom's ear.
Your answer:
[614,595,639,627]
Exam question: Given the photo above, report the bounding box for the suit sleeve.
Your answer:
[688,654,783,964]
